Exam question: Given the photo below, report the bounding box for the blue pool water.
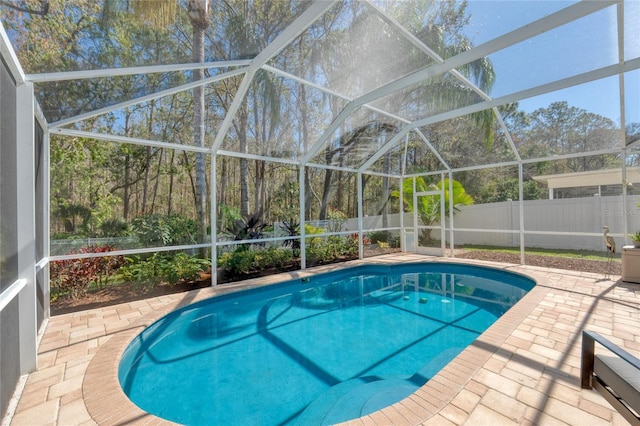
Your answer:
[119,262,534,425]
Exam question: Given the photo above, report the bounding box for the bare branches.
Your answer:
[0,0,49,16]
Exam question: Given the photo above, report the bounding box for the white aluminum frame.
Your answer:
[0,24,39,381]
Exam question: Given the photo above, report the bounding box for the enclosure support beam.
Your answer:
[211,154,217,286]
[0,23,25,84]
[26,60,252,83]
[400,136,409,250]
[616,1,626,145]
[51,128,211,154]
[440,173,446,255]
[16,82,37,374]
[301,103,358,165]
[519,163,526,265]
[262,64,410,125]
[621,149,629,245]
[448,172,454,257]
[617,1,629,245]
[494,109,522,162]
[360,126,449,174]
[358,172,364,260]
[299,165,307,270]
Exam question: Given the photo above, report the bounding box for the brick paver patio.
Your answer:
[5,254,638,425]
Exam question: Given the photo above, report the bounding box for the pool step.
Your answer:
[291,376,416,425]
[292,347,464,425]
[320,378,418,425]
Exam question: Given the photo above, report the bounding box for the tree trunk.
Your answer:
[123,153,130,220]
[238,100,250,217]
[142,146,151,213]
[123,111,131,220]
[151,148,163,213]
[254,160,266,215]
[142,102,154,214]
[183,151,197,215]
[301,84,311,219]
[167,150,175,216]
[219,155,227,207]
[191,6,208,248]
[319,165,333,221]
[336,170,343,212]
[382,153,390,229]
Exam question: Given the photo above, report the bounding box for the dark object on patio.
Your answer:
[581,330,640,425]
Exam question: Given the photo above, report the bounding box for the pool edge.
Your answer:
[81,256,548,425]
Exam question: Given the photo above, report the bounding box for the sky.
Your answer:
[462,0,639,125]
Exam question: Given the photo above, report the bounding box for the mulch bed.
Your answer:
[455,250,621,276]
[50,278,214,316]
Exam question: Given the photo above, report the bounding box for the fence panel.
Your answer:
[344,196,640,252]
[452,195,639,251]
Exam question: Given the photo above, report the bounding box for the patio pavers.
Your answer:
[5,254,639,425]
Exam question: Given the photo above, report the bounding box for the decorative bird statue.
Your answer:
[603,226,616,279]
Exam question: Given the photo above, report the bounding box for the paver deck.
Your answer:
[4,254,639,425]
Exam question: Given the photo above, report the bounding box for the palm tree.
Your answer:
[393,177,473,244]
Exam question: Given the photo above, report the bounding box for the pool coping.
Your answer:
[82,255,551,425]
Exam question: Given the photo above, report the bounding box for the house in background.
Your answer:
[534,168,640,199]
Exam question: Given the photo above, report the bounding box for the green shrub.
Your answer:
[218,249,256,274]
[131,213,197,246]
[304,223,325,235]
[254,248,293,269]
[326,209,348,232]
[305,242,325,264]
[119,252,210,286]
[219,247,294,275]
[367,231,389,244]
[99,219,130,237]
[306,235,357,264]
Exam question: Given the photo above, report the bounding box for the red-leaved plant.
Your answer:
[50,245,124,299]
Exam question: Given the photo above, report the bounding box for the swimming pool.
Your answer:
[119,262,535,425]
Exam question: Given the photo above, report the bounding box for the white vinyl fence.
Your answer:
[346,195,640,252]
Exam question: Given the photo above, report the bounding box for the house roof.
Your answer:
[533,168,640,190]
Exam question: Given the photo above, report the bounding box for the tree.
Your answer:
[525,101,620,174]
[187,0,210,251]
[101,0,221,249]
[384,0,496,146]
[131,0,209,246]
[319,121,397,220]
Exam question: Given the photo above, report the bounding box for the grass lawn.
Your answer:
[459,245,620,262]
